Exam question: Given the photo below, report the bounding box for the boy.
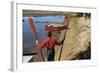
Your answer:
[37,32,64,61]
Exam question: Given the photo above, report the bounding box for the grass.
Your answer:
[72,17,78,25]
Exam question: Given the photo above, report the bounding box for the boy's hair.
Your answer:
[47,31,52,37]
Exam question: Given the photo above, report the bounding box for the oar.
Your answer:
[28,17,45,61]
[58,16,71,61]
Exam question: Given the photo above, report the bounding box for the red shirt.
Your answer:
[38,37,62,49]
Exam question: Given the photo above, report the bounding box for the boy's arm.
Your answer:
[37,40,46,49]
[55,39,64,45]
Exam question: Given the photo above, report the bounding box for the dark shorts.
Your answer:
[47,49,55,61]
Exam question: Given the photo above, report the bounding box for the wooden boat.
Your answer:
[45,23,69,31]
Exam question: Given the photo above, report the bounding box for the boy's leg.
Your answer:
[47,49,55,61]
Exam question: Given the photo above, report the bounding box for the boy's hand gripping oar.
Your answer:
[28,17,45,61]
[58,16,71,61]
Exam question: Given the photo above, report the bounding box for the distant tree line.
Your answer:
[78,13,91,18]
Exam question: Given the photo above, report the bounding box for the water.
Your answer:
[23,16,64,54]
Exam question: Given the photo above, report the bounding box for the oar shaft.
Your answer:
[40,49,45,61]
[58,16,71,61]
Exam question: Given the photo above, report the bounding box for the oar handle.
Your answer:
[36,40,45,61]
